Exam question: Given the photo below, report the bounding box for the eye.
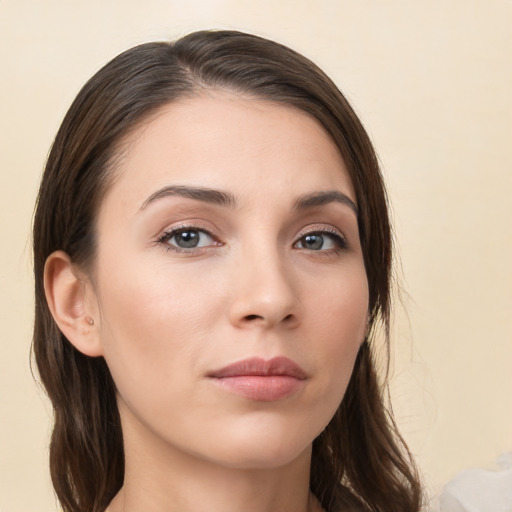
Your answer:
[294,231,347,251]
[158,227,217,251]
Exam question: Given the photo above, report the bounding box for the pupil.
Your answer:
[303,234,323,250]
[176,230,199,248]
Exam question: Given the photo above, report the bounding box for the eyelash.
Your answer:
[155,224,349,254]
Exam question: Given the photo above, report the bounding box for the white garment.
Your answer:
[439,453,512,512]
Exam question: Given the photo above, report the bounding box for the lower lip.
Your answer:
[210,375,305,401]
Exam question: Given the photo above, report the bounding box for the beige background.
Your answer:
[1,1,511,510]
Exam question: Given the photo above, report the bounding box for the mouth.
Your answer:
[207,357,307,401]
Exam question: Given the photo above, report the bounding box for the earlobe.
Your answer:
[44,250,103,357]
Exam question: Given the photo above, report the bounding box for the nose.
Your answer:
[228,247,301,330]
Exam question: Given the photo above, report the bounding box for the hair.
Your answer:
[33,29,423,512]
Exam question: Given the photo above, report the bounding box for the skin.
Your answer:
[46,91,369,512]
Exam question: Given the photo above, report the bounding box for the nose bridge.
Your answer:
[229,235,299,328]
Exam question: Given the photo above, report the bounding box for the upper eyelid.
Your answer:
[159,224,345,237]
[295,224,346,239]
[157,222,218,239]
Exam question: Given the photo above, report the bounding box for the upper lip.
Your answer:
[208,356,307,380]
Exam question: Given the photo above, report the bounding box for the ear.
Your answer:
[44,250,103,357]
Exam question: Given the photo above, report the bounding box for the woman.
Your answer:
[33,30,423,512]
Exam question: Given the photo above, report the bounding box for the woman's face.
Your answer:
[90,92,369,469]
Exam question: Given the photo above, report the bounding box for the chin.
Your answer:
[211,441,312,471]
[195,417,320,470]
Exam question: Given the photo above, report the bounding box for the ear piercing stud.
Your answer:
[86,317,95,325]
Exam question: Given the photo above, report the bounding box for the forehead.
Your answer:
[101,91,355,215]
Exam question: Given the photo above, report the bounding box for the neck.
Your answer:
[106,407,323,512]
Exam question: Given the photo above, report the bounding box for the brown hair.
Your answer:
[33,30,423,512]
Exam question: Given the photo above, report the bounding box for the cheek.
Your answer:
[93,256,225,407]
[304,266,368,414]
[97,252,223,341]
[309,262,369,346]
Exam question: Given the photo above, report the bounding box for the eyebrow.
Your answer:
[293,190,358,216]
[139,185,237,211]
[139,185,358,216]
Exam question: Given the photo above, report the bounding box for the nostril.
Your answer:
[245,314,263,321]
[243,313,295,323]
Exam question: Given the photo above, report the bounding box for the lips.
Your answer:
[207,357,307,401]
